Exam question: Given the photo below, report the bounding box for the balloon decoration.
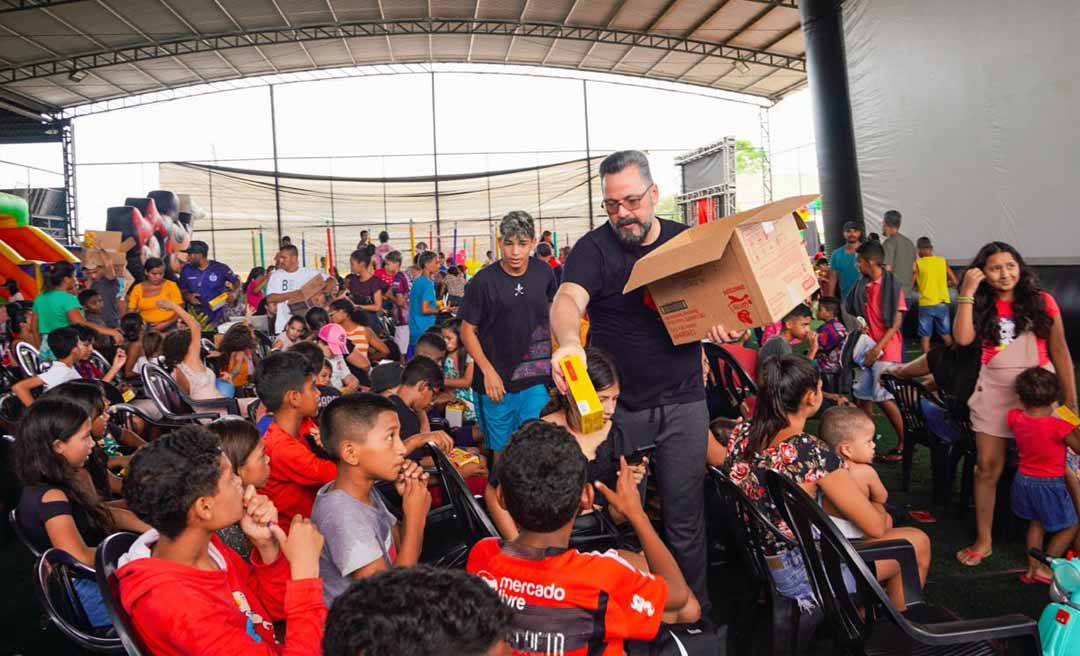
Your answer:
[463,258,482,276]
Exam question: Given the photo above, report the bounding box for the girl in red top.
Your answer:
[953,242,1078,566]
[1007,367,1080,584]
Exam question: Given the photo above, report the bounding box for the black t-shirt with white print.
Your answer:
[460,258,557,396]
[562,219,704,411]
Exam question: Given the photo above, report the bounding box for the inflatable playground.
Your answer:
[0,192,78,300]
[0,189,197,300]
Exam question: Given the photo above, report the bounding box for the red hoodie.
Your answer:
[263,417,337,520]
[117,531,326,656]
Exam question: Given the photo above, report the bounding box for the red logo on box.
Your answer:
[728,294,753,325]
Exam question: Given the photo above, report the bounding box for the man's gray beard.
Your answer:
[614,217,652,246]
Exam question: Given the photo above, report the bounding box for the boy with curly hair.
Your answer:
[117,425,327,655]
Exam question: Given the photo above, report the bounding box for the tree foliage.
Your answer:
[735,139,765,175]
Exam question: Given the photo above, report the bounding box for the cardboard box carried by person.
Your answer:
[80,230,134,271]
[286,273,328,314]
[624,195,820,345]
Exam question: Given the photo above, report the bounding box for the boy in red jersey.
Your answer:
[467,421,698,655]
[257,351,335,519]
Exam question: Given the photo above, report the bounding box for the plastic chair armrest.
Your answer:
[192,397,240,416]
[913,613,1040,646]
[169,411,221,423]
[852,538,924,608]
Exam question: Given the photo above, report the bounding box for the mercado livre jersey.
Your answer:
[467,537,667,656]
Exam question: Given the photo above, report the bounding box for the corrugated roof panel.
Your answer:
[253,42,316,70]
[430,0,480,20]
[429,34,472,59]
[542,39,594,68]
[343,36,393,63]
[525,0,577,23]
[329,0,384,22]
[476,0,527,21]
[275,0,338,26]
[468,34,513,62]
[727,7,800,49]
[382,0,433,20]
[384,34,430,60]
[217,0,292,30]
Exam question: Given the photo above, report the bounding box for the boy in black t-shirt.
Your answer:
[388,356,454,451]
[460,211,557,459]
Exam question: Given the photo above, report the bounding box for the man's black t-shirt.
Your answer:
[460,258,557,396]
[563,219,704,411]
[389,394,421,440]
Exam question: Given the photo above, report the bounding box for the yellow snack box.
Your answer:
[558,354,604,434]
[208,291,230,310]
[449,448,480,468]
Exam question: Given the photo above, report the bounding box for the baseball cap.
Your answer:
[181,240,210,255]
[317,323,349,356]
[370,362,403,394]
[841,221,862,232]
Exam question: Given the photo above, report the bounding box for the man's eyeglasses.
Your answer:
[601,185,653,215]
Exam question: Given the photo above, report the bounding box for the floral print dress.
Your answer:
[724,421,844,555]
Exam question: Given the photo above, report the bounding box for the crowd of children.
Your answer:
[3,150,1079,656]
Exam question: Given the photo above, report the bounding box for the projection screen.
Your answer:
[842,0,1080,263]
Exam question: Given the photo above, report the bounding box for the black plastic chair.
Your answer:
[704,342,758,419]
[0,391,25,425]
[9,506,43,558]
[90,350,111,374]
[95,532,152,656]
[708,467,819,656]
[141,363,238,422]
[765,471,1041,656]
[422,443,499,567]
[15,340,46,377]
[107,402,187,434]
[937,388,978,516]
[880,374,949,497]
[36,548,122,653]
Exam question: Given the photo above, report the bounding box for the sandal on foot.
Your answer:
[956,547,992,566]
[1019,573,1052,585]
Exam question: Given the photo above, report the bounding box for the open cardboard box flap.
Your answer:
[624,194,818,294]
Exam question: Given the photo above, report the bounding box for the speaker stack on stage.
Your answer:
[675,136,736,225]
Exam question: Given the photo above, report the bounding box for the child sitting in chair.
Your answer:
[819,406,891,540]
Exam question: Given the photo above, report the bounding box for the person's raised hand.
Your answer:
[550,342,587,395]
[394,459,427,497]
[239,484,278,545]
[155,298,178,311]
[269,515,324,581]
[401,476,432,520]
[593,457,646,522]
[425,430,455,454]
[110,348,127,371]
[960,268,985,297]
[706,324,747,345]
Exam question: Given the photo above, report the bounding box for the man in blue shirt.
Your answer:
[407,250,440,356]
[828,220,864,302]
[179,240,240,327]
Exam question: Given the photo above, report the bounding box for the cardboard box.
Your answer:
[286,273,328,314]
[81,230,134,269]
[624,195,820,345]
[558,354,604,434]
